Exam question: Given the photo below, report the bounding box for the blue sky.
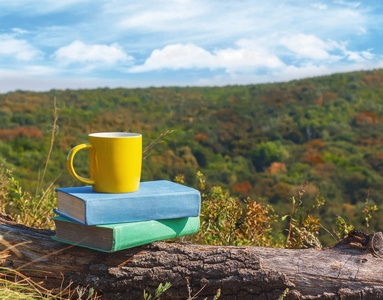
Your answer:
[0,0,382,93]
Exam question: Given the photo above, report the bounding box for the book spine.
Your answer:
[112,217,200,251]
[53,209,85,225]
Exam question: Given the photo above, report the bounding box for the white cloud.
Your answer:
[129,31,379,76]
[129,42,284,73]
[216,48,284,73]
[0,34,42,61]
[331,41,375,62]
[106,0,370,50]
[24,65,59,76]
[358,27,367,34]
[279,34,342,61]
[53,40,133,66]
[0,0,92,15]
[312,3,327,10]
[334,0,361,8]
[130,44,216,72]
[117,0,208,31]
[344,49,374,62]
[12,28,29,35]
[119,9,203,31]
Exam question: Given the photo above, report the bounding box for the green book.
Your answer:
[51,216,200,252]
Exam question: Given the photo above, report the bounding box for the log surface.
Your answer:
[0,213,382,299]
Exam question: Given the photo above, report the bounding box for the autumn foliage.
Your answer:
[231,181,252,194]
[0,127,43,140]
[355,111,381,126]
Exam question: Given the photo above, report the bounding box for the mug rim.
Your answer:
[89,132,141,138]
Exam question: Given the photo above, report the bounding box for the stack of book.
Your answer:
[51,180,201,252]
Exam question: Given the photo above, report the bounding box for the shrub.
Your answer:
[183,172,278,247]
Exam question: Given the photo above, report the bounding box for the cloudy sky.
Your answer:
[0,0,382,93]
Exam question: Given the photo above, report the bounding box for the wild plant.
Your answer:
[143,282,172,300]
[283,181,325,249]
[362,188,378,229]
[242,197,278,247]
[335,189,378,239]
[182,171,277,247]
[4,169,57,229]
[335,215,354,239]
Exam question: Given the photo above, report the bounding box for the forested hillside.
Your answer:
[1,69,383,236]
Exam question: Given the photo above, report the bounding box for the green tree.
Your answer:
[251,141,289,171]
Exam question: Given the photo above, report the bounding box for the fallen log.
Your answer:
[0,213,383,300]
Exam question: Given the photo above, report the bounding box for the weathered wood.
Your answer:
[0,213,383,300]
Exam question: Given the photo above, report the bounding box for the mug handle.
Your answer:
[66,143,95,185]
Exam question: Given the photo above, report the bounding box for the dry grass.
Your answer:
[0,239,100,300]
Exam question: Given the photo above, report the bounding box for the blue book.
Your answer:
[54,180,201,226]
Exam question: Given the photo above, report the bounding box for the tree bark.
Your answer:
[0,213,382,300]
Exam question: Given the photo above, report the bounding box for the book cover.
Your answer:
[54,180,201,225]
[51,216,200,252]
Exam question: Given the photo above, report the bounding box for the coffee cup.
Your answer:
[67,132,142,193]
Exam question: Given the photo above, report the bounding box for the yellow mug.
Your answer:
[67,132,142,193]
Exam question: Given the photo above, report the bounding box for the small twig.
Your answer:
[38,97,59,193]
[16,242,78,271]
[211,225,228,246]
[228,226,234,246]
[186,278,207,300]
[286,181,308,246]
[0,236,30,258]
[186,277,192,299]
[319,223,338,242]
[143,130,174,160]
[40,175,60,201]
